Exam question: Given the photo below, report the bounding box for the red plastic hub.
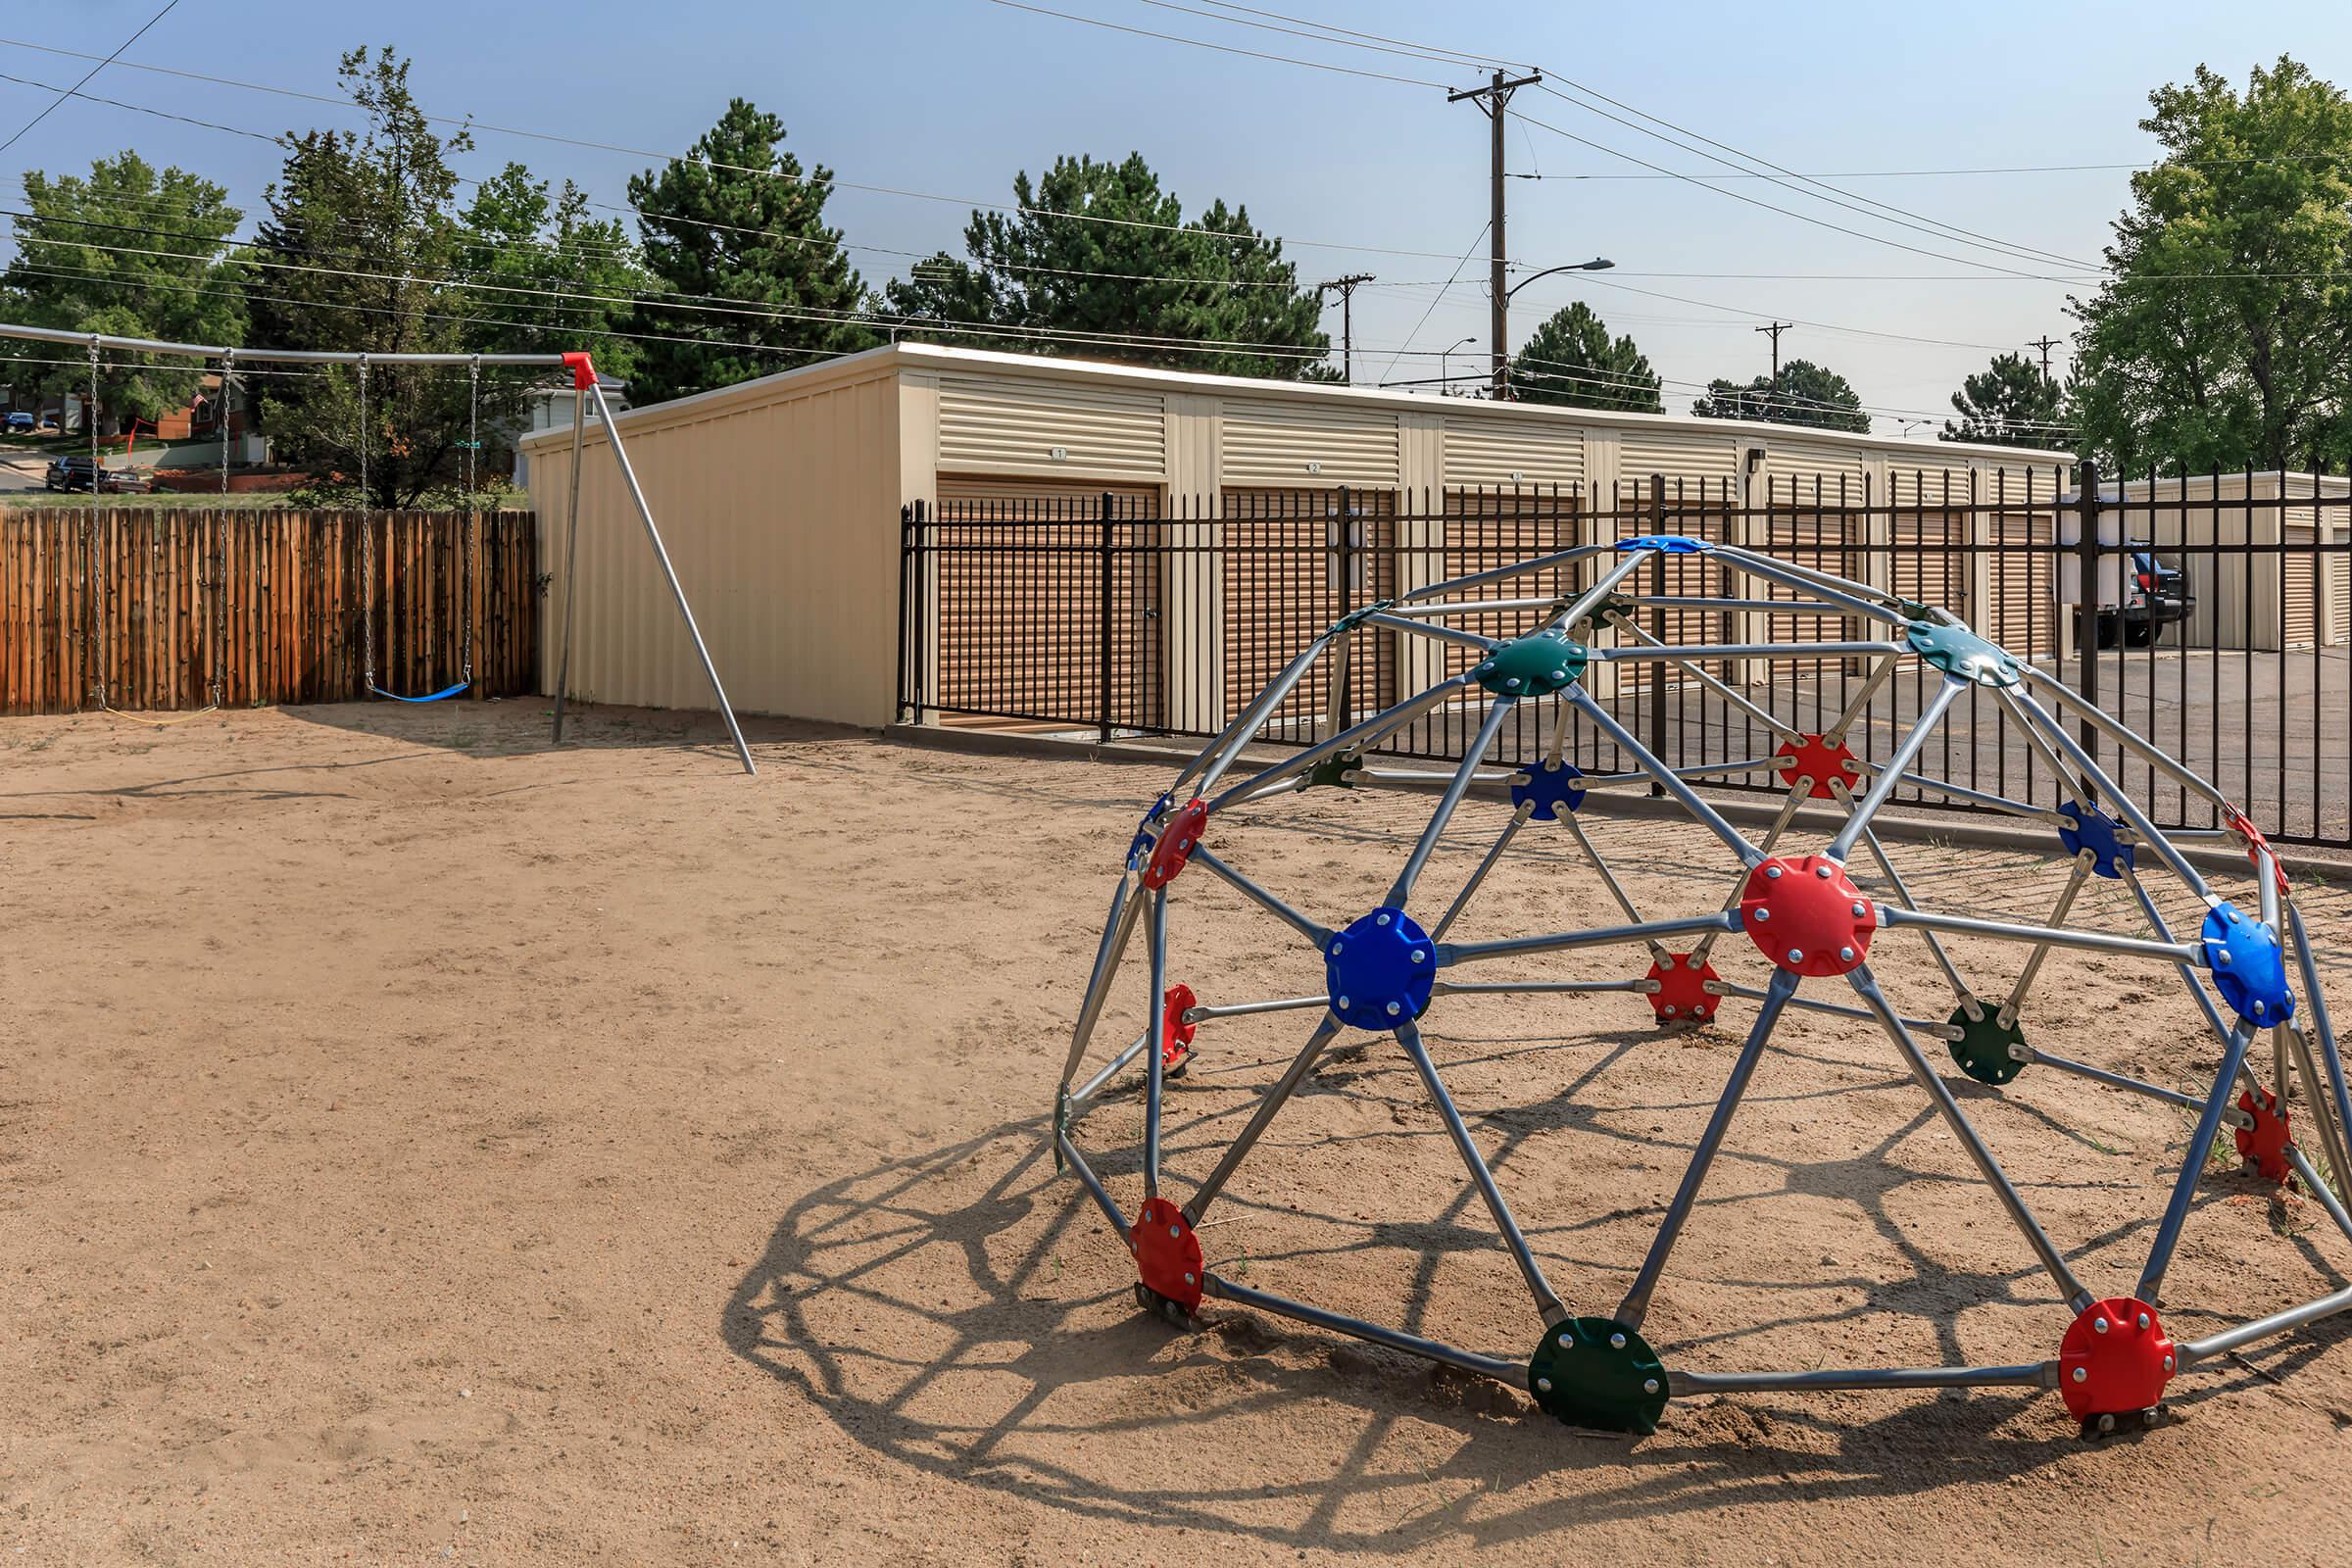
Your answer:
[2225,806,2290,901]
[1130,1197,1204,1311]
[2235,1085,2293,1184]
[1160,983,1199,1074]
[2059,1297,2174,1421]
[561,350,597,390]
[1740,855,1876,977]
[1774,733,1862,801]
[1142,799,1207,890]
[1645,953,1720,1023]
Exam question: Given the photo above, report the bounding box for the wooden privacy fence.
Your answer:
[0,508,539,714]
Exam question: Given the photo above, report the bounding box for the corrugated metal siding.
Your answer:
[937,374,1165,478]
[526,371,903,726]
[1443,416,1583,487]
[2284,523,2320,646]
[1987,511,2058,656]
[1616,429,1738,498]
[1760,445,1864,492]
[1222,399,1398,486]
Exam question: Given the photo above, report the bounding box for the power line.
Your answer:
[0,0,180,157]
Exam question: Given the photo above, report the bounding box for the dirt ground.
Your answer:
[4,701,2352,1566]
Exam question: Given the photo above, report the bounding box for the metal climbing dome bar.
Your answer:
[0,320,755,775]
[1051,532,2352,1439]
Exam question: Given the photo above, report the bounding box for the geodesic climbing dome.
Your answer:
[1051,533,2352,1439]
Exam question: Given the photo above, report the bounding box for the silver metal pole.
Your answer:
[1431,804,1531,941]
[2010,687,2212,900]
[1565,685,1762,867]
[1388,695,1515,907]
[1440,910,1740,967]
[1193,847,1333,945]
[1847,963,2093,1313]
[2133,1018,2255,1305]
[2178,1282,2352,1368]
[1996,857,2094,1026]
[552,386,586,745]
[1186,1010,1342,1225]
[1595,608,1804,741]
[1397,540,1620,606]
[1362,612,1496,652]
[0,318,576,367]
[1671,1361,2054,1396]
[1194,631,1338,797]
[1595,640,1908,663]
[1058,873,1145,1088]
[1202,1273,1522,1381]
[1396,1018,1566,1323]
[1874,906,2199,966]
[1617,967,1797,1328]
[587,379,756,775]
[1055,1132,1131,1244]
[1206,675,1469,813]
[1142,889,1169,1199]
[1826,676,1965,861]
[2022,1048,2215,1112]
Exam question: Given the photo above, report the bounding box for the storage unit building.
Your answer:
[518,342,2069,729]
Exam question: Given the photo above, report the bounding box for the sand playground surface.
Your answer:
[4,700,2352,1564]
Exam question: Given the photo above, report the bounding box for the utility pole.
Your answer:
[1449,68,1543,399]
[1754,321,1791,399]
[2027,334,2061,389]
[1316,273,1375,382]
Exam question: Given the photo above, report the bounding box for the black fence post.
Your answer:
[896,501,917,723]
[1098,490,1115,744]
[1334,484,1355,730]
[1648,473,1668,798]
[2075,459,2102,794]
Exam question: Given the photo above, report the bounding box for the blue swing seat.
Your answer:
[369,680,470,705]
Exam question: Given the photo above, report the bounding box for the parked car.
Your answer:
[2078,545,2193,648]
[44,454,151,494]
[4,412,35,433]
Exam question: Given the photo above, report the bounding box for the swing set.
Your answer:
[3,321,755,775]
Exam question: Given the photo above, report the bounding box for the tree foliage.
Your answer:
[626,98,869,403]
[0,151,244,429]
[1507,302,1660,411]
[1940,352,2071,449]
[458,163,648,379]
[2072,56,2352,472]
[881,152,1331,378]
[245,48,519,507]
[1690,359,1869,433]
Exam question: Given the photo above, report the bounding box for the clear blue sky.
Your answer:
[6,1,2350,434]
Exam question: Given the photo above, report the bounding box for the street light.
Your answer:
[1442,335,1476,395]
[1494,257,1614,398]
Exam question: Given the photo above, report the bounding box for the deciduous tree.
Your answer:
[2072,56,2352,471]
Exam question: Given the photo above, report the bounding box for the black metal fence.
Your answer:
[900,464,2352,849]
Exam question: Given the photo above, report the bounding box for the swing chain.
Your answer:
[358,356,373,693]
[84,335,103,710]
[211,350,233,709]
[464,357,477,684]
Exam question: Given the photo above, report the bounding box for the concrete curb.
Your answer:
[881,721,2352,884]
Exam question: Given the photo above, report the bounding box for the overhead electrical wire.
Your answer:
[0,0,179,157]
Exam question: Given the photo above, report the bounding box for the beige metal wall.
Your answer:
[520,362,903,727]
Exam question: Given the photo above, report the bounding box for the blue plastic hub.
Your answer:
[1511,759,1588,821]
[1904,619,2020,687]
[2056,803,2134,880]
[1325,907,1436,1031]
[2201,902,2295,1025]
[1617,534,1710,554]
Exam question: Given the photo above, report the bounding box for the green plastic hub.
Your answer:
[1946,1003,2026,1085]
[1904,619,2020,687]
[1476,629,1589,698]
[1527,1316,1668,1435]
[1330,598,1396,635]
[1299,751,1361,792]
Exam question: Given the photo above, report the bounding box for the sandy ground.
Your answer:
[4,701,2352,1565]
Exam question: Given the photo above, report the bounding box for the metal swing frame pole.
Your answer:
[552,384,587,746]
[587,378,756,776]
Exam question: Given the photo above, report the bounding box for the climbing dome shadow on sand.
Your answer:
[1051,534,2352,1440]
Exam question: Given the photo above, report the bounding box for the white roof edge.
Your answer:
[521,340,2069,465]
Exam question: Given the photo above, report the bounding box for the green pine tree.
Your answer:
[626,99,871,403]
[882,152,1330,378]
[1690,359,1870,434]
[1507,303,1661,412]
